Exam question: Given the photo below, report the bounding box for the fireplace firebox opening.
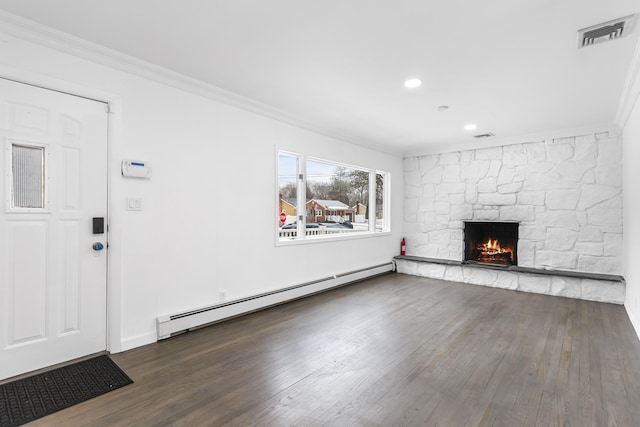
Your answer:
[464,221,519,266]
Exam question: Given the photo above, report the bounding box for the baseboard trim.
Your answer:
[119,332,156,352]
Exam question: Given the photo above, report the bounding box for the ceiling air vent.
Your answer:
[578,14,637,48]
[473,133,494,139]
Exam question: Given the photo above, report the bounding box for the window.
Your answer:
[277,151,389,242]
[9,143,46,209]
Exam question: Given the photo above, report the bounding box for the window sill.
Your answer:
[276,230,391,247]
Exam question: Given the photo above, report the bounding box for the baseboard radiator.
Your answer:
[156,262,394,340]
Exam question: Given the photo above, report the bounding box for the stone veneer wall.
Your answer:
[403,132,623,274]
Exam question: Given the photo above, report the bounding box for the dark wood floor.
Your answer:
[28,273,640,426]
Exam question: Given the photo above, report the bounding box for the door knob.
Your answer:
[92,242,104,251]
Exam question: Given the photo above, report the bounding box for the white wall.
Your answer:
[0,34,403,351]
[623,82,640,339]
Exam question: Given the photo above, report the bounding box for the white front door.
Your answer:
[0,78,108,380]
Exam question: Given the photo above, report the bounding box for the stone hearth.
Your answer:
[395,255,625,304]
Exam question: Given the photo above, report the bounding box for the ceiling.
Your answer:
[0,1,638,156]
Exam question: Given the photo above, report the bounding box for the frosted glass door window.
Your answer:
[11,144,45,209]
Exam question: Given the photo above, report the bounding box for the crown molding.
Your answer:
[615,34,640,129]
[402,124,621,158]
[0,11,403,158]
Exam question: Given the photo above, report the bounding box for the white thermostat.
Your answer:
[121,160,152,179]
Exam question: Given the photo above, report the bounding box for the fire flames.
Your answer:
[475,238,513,264]
[480,239,508,255]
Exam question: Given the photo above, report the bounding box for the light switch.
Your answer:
[127,197,142,211]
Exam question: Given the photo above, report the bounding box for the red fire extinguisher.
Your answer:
[400,238,406,256]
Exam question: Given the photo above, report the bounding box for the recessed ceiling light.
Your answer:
[464,124,477,131]
[404,78,422,88]
[436,105,449,111]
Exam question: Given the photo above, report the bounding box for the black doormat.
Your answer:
[0,355,133,427]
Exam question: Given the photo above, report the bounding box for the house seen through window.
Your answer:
[278,152,389,241]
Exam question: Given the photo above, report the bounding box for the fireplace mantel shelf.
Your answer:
[394,255,624,283]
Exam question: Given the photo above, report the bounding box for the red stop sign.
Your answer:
[279,211,287,224]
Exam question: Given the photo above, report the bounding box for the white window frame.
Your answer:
[276,150,390,245]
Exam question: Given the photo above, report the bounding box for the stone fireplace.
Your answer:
[398,132,625,304]
[464,221,518,266]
